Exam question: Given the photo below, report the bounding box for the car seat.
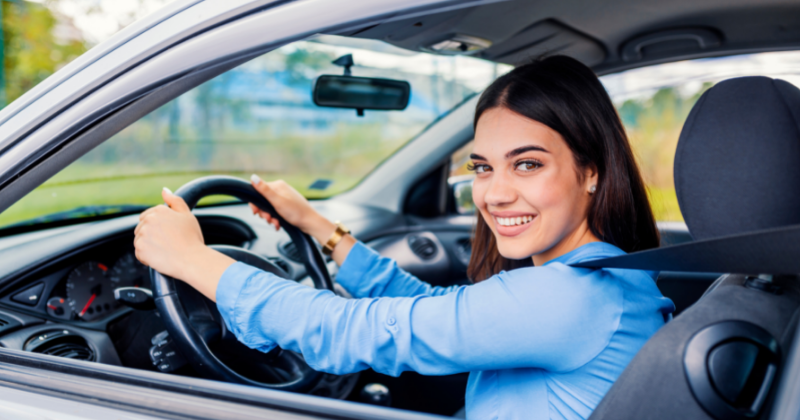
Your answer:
[587,76,800,420]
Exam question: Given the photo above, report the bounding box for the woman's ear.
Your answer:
[585,164,599,194]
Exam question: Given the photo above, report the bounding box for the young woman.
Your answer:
[134,55,675,420]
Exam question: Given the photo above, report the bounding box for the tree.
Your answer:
[1,0,86,107]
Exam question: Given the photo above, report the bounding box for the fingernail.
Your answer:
[163,187,173,195]
[250,174,261,185]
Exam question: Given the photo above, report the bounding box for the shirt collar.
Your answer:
[543,241,626,267]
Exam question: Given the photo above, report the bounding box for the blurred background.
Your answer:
[2,0,800,229]
[0,0,171,106]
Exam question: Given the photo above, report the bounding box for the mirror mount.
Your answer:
[332,54,354,76]
[333,54,359,116]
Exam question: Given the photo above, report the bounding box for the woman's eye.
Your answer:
[515,161,541,172]
[468,163,491,174]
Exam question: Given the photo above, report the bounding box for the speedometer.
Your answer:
[65,261,119,322]
[109,252,147,289]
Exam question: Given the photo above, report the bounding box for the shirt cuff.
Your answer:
[335,241,381,294]
[215,261,259,337]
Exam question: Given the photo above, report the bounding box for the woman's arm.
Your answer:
[335,241,462,298]
[216,261,623,377]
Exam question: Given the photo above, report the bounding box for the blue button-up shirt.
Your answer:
[216,241,674,420]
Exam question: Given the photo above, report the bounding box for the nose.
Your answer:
[482,171,517,208]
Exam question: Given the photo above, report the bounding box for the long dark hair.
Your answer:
[467,55,659,282]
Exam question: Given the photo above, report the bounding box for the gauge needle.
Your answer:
[79,294,96,317]
[47,305,57,310]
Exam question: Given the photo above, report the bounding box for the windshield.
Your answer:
[0,35,509,230]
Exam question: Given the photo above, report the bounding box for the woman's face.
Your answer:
[471,107,599,264]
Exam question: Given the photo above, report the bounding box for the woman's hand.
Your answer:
[249,174,356,266]
[134,188,235,301]
[249,175,333,241]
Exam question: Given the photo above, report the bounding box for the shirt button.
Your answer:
[387,317,396,326]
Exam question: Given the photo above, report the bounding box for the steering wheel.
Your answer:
[149,175,334,392]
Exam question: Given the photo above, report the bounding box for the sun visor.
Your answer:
[478,20,605,66]
[350,6,605,67]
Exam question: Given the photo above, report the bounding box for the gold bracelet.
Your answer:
[322,221,350,256]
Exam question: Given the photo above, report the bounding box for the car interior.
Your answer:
[1,0,800,418]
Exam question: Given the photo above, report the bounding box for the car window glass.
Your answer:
[0,35,510,229]
[602,51,800,221]
[448,51,800,222]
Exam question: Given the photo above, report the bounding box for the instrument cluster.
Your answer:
[47,252,148,322]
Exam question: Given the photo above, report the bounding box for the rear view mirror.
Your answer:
[313,75,410,116]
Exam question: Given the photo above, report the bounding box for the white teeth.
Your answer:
[495,215,534,226]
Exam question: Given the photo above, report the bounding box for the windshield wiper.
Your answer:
[0,204,150,237]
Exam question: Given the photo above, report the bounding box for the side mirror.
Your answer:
[449,176,475,215]
[313,75,410,116]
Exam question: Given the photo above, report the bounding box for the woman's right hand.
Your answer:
[249,175,335,243]
[249,174,356,266]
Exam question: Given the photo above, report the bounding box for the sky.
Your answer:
[32,0,175,44]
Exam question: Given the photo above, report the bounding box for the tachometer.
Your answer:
[109,252,147,289]
[65,261,118,322]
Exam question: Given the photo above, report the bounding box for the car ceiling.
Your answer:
[342,0,800,73]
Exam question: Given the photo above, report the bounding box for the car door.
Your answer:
[0,346,449,419]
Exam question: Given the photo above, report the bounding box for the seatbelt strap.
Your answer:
[571,224,800,274]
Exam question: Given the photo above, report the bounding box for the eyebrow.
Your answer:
[469,145,549,162]
[505,145,549,158]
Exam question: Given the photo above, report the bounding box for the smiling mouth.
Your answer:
[494,215,534,227]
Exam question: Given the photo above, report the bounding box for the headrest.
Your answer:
[675,76,800,240]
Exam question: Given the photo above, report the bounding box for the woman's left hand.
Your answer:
[134,188,235,300]
[134,188,205,279]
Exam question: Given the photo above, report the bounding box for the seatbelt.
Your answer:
[571,224,800,274]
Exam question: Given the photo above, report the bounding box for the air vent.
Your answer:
[24,330,95,362]
[41,342,95,361]
[408,235,437,260]
[0,311,22,334]
[279,241,302,262]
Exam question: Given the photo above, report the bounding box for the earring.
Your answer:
[589,185,597,194]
